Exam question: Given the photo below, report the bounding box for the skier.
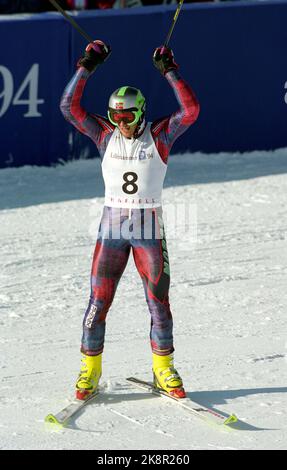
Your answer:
[60,40,200,400]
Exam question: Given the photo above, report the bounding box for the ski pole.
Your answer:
[48,0,94,43]
[164,0,185,48]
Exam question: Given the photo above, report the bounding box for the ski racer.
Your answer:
[60,40,200,400]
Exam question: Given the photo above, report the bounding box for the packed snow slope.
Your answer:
[1,149,287,450]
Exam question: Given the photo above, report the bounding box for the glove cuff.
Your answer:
[77,57,99,73]
[163,63,179,75]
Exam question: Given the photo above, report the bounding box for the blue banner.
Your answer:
[0,13,71,167]
[0,2,286,168]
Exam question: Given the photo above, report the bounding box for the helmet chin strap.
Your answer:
[134,117,146,139]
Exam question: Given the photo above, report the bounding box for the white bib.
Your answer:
[102,123,167,209]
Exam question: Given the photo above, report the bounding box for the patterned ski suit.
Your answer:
[60,67,200,357]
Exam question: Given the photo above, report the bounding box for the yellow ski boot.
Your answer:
[153,353,186,398]
[76,353,102,401]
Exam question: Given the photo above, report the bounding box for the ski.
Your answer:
[45,391,99,427]
[45,379,238,428]
[126,377,238,428]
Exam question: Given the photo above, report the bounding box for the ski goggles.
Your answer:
[108,108,142,127]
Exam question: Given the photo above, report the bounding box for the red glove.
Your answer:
[78,40,111,72]
[153,46,178,76]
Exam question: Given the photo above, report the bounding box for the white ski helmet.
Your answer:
[108,86,146,127]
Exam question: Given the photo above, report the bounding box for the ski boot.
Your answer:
[152,353,186,398]
[76,353,102,400]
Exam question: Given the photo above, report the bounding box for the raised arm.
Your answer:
[151,46,200,163]
[60,40,114,157]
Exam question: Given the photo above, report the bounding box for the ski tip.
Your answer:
[224,414,238,426]
[45,414,63,427]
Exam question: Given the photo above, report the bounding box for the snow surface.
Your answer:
[1,149,287,450]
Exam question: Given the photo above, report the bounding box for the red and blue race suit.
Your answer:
[60,67,200,356]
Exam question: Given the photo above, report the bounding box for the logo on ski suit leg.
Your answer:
[85,305,98,328]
